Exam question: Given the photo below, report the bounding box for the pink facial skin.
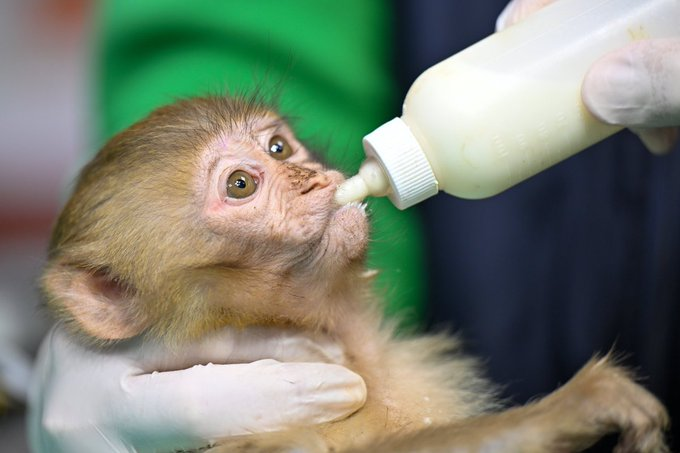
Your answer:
[199,115,370,275]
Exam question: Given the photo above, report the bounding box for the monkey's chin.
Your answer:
[324,201,370,263]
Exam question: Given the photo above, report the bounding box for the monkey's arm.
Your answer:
[354,357,668,453]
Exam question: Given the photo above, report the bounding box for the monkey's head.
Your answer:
[42,96,371,343]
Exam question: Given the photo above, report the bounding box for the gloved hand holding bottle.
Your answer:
[498,0,680,154]
[336,0,680,209]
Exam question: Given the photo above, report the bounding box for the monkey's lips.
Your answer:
[332,200,368,225]
[336,200,368,215]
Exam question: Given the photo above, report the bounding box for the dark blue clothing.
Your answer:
[396,1,680,450]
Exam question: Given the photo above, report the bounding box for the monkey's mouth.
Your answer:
[337,201,368,215]
[330,200,369,229]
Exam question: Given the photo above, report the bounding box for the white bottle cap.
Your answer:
[362,117,439,209]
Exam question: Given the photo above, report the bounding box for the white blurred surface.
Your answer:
[0,0,90,451]
[0,0,87,213]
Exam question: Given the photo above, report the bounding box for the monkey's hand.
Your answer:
[497,0,680,154]
[27,324,366,453]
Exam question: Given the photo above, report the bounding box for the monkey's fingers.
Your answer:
[545,357,669,452]
[122,359,366,451]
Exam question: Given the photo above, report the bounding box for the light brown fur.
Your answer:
[42,96,669,452]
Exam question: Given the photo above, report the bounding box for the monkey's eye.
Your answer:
[267,135,293,160]
[226,170,258,199]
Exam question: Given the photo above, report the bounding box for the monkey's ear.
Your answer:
[42,263,149,340]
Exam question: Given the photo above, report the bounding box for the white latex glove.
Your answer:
[28,324,366,453]
[497,0,680,154]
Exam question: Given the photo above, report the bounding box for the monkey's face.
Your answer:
[43,98,372,341]
[199,114,370,275]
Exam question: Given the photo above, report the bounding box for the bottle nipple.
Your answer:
[334,158,391,205]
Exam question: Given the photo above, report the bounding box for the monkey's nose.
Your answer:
[299,171,332,195]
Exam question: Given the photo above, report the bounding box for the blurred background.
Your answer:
[2,1,678,452]
[0,0,91,450]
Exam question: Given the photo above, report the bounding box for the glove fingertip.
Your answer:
[632,127,679,155]
[495,0,517,32]
[582,49,648,126]
[495,0,558,31]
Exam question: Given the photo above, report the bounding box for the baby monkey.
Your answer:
[42,96,669,452]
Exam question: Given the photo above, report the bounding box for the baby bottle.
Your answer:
[335,0,680,209]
